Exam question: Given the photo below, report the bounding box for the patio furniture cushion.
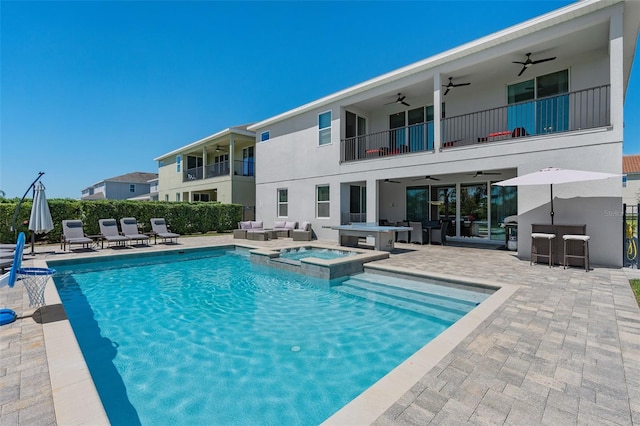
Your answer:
[285,221,297,230]
[251,221,263,229]
[274,221,286,229]
[239,221,252,230]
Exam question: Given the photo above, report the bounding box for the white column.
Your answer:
[609,11,624,139]
[366,178,378,224]
[202,146,207,178]
[433,73,442,151]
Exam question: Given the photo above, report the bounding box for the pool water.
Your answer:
[51,248,484,425]
[278,246,356,261]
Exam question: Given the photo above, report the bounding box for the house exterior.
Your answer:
[154,125,256,216]
[623,154,640,206]
[248,0,640,267]
[127,177,159,201]
[80,172,159,200]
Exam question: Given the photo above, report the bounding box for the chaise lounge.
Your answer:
[120,218,150,246]
[98,219,130,247]
[150,218,180,244]
[61,220,94,251]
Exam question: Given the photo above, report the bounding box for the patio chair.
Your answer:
[150,218,180,244]
[430,221,449,245]
[98,219,130,247]
[120,218,150,246]
[292,221,312,241]
[409,221,427,245]
[61,220,94,251]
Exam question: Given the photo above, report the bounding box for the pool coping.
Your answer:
[37,244,516,425]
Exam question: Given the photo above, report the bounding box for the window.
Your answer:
[165,194,169,202]
[349,185,366,223]
[193,193,210,202]
[260,131,270,142]
[278,189,288,217]
[345,111,367,160]
[507,69,569,135]
[316,185,330,218]
[176,193,181,202]
[623,175,628,188]
[318,111,332,145]
[176,155,181,172]
[159,160,164,167]
[129,184,135,193]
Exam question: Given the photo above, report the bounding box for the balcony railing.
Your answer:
[340,85,610,162]
[183,160,255,182]
[442,85,610,149]
[341,122,434,162]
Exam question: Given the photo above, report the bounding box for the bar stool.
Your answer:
[531,233,556,267]
[563,234,590,272]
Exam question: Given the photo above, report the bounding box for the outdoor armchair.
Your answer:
[292,221,312,241]
[61,220,94,251]
[150,218,180,244]
[409,221,427,245]
[98,219,130,247]
[120,218,150,246]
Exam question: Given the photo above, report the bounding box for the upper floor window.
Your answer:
[278,188,288,217]
[316,185,330,218]
[159,160,165,167]
[260,131,270,142]
[318,111,331,146]
[176,155,181,173]
[129,184,135,193]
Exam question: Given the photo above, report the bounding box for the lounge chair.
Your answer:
[292,221,312,241]
[61,220,94,251]
[98,219,130,247]
[120,218,150,246]
[150,218,180,244]
[409,221,427,244]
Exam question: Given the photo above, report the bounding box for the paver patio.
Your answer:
[1,234,638,425]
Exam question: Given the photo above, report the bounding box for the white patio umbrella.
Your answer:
[28,182,54,254]
[493,167,620,224]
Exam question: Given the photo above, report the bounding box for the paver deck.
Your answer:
[1,235,638,425]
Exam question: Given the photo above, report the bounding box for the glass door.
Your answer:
[389,112,406,153]
[490,185,517,241]
[460,183,488,238]
[432,186,456,236]
[406,186,429,224]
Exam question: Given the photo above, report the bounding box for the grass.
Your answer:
[630,279,640,307]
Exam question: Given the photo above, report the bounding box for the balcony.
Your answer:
[340,85,610,162]
[183,160,255,182]
[341,122,435,162]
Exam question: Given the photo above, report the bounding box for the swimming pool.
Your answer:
[51,247,488,425]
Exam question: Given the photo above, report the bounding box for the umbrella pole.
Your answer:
[550,184,554,225]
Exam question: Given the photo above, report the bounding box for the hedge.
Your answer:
[0,200,242,244]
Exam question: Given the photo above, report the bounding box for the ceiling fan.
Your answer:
[467,171,502,178]
[384,179,401,184]
[385,93,410,107]
[443,77,470,96]
[513,52,556,77]
[413,175,440,181]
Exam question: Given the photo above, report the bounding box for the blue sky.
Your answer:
[1,0,638,199]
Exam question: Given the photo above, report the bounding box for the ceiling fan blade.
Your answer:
[384,179,401,184]
[443,87,450,96]
[518,66,527,77]
[413,175,440,181]
[512,61,526,65]
[401,101,410,106]
[384,101,397,105]
[532,57,556,64]
[452,82,470,87]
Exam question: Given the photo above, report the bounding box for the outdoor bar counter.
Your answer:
[531,223,586,266]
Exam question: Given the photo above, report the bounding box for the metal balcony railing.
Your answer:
[341,122,434,162]
[340,85,610,162]
[441,85,610,149]
[233,159,255,177]
[183,160,255,182]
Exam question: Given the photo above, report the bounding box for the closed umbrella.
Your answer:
[493,167,619,224]
[28,182,54,254]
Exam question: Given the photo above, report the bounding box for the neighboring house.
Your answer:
[622,154,640,206]
[127,177,159,201]
[248,0,639,267]
[81,172,159,200]
[154,125,256,215]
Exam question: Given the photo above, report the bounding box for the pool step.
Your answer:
[350,272,487,305]
[334,273,487,321]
